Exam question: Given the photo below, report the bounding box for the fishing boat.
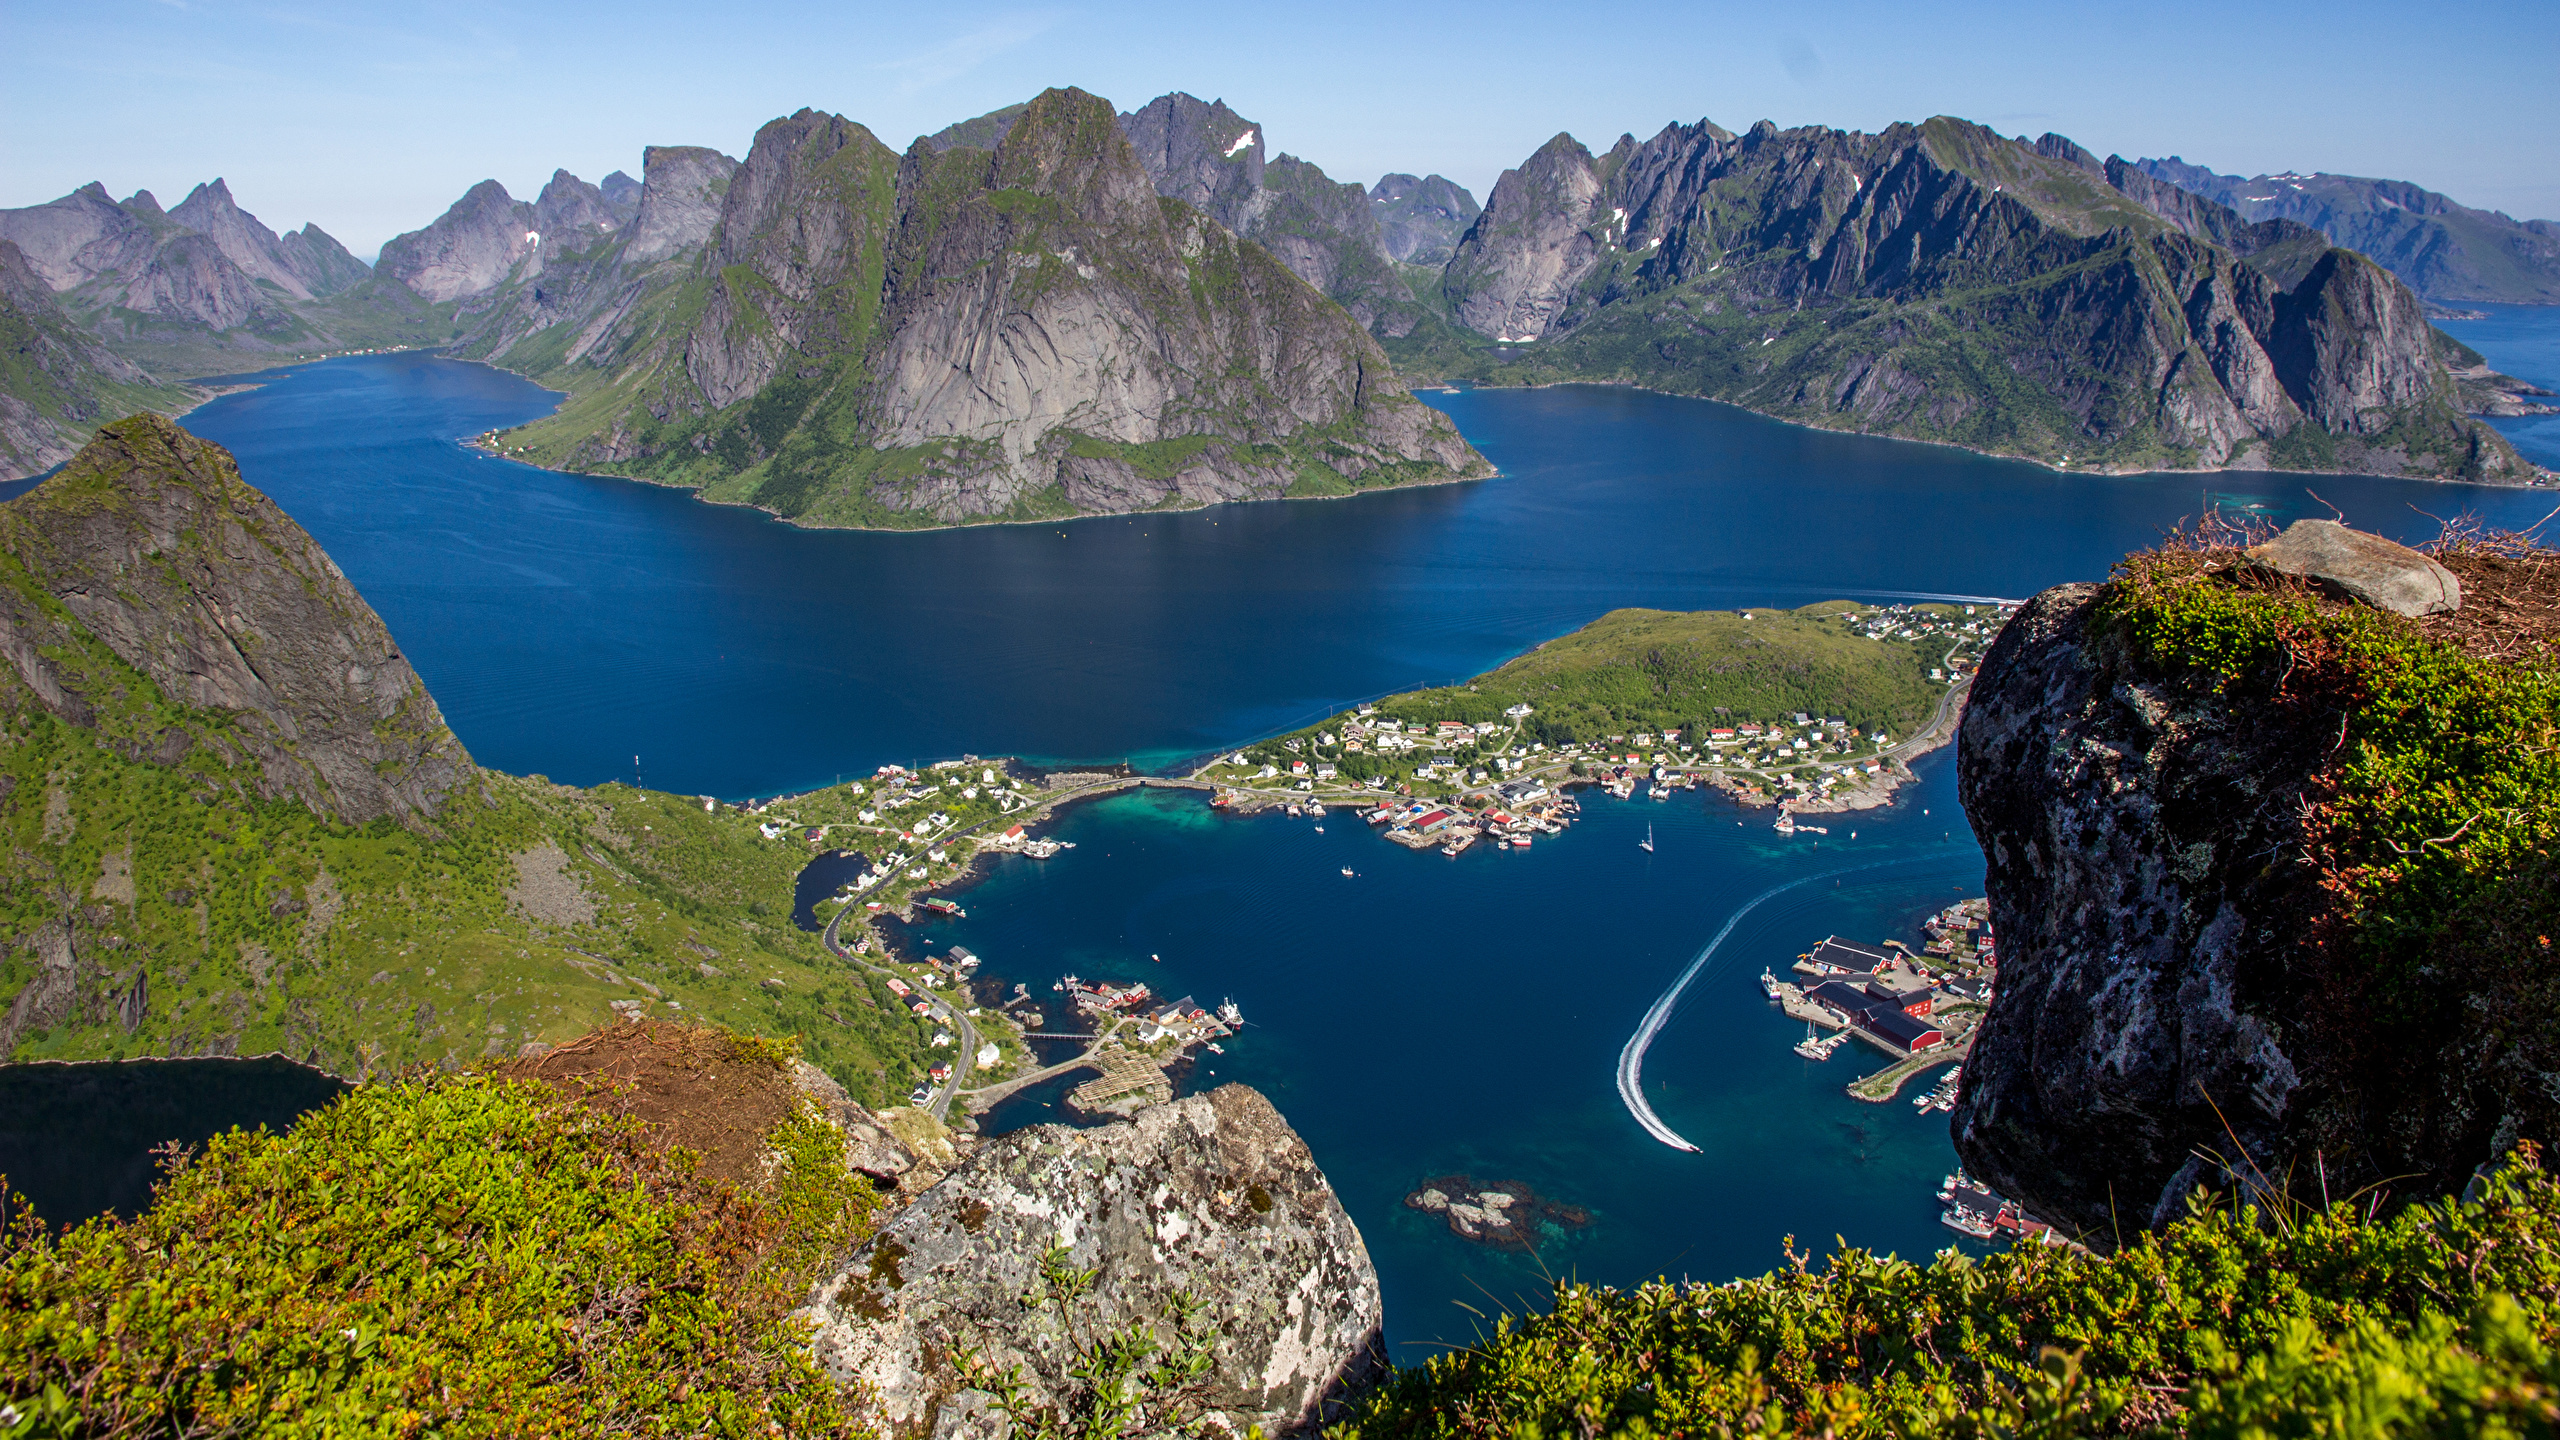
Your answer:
[1638,824,1655,853]
[1941,1204,1998,1240]
[1760,968,1783,998]
[1313,825,1324,833]
[1792,1023,1832,1061]
[1340,866,1355,877]
[1205,1042,1225,1055]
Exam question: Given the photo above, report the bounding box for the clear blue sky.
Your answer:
[6,0,2554,258]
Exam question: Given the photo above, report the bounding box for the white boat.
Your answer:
[1340,867,1355,877]
[1792,1023,1832,1061]
[1286,804,1301,817]
[1206,1042,1225,1055]
[1760,968,1783,998]
[1638,824,1655,853]
[1313,825,1324,833]
[1308,802,1326,817]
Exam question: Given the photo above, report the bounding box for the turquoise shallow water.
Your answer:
[9,309,2557,1338]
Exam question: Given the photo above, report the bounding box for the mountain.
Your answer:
[0,416,927,1089]
[1388,116,2525,481]
[0,241,208,481]
[166,179,367,301]
[1370,173,1480,266]
[598,168,643,221]
[0,178,454,379]
[483,87,1485,527]
[1114,93,1422,337]
[2136,158,2560,306]
[375,170,624,303]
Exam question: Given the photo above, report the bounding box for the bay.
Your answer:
[14,309,2557,1348]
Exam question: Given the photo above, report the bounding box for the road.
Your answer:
[821,887,979,1120]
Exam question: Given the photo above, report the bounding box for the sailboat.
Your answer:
[1638,824,1655,853]
[1793,1022,1833,1060]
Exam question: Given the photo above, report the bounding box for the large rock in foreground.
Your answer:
[806,1084,1383,1438]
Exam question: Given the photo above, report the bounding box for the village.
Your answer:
[691,600,2022,1153]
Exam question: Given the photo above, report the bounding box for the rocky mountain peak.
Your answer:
[531,169,620,241]
[170,176,314,300]
[623,144,738,263]
[378,178,538,302]
[598,169,642,222]
[0,416,471,826]
[1369,172,1480,265]
[1001,87,1181,234]
[1118,90,1265,234]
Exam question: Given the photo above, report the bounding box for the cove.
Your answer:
[162,340,2560,800]
[921,762,1988,1354]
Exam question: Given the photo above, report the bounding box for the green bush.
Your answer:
[0,1071,878,1437]
[1333,1150,2560,1439]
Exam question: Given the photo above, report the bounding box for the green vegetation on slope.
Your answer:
[0,1038,877,1437]
[1338,1151,2560,1438]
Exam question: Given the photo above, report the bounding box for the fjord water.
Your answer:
[125,313,2560,1345]
[173,349,2560,798]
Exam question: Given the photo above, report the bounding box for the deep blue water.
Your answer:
[25,308,2558,1346]
[160,349,2560,798]
[923,770,1986,1354]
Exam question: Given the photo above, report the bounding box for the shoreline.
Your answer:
[1416,377,2553,488]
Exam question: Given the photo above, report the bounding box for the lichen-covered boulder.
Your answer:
[804,1084,1383,1438]
[2244,519,2462,617]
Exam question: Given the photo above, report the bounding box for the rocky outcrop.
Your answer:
[377,181,538,302]
[0,416,471,825]
[1369,173,1479,266]
[806,1084,1384,1438]
[0,184,290,336]
[2137,157,2560,306]
[514,87,1485,526]
[1951,582,2327,1239]
[1406,114,2521,481]
[1952,553,2560,1241]
[623,145,738,264]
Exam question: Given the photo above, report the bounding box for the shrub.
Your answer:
[0,1070,877,1437]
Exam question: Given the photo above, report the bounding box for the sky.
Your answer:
[6,0,2556,259]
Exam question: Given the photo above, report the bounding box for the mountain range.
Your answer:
[1376,119,2532,480]
[2135,158,2560,306]
[0,91,2544,493]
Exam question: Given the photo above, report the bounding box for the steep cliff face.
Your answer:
[0,242,205,481]
[0,415,470,826]
[2138,157,2560,306]
[622,145,737,263]
[0,185,295,337]
[501,87,1484,527]
[1370,172,1480,266]
[808,1084,1383,1438]
[1114,93,1422,338]
[1402,115,2521,481]
[1954,538,2560,1240]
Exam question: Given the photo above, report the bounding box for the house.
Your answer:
[1315,765,1338,780]
[1290,760,1309,776]
[1002,824,1026,843]
[1410,809,1455,833]
[1808,937,1890,972]
[1504,703,1534,718]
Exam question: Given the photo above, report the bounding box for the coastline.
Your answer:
[1414,376,2554,487]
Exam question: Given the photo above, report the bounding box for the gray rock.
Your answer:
[623,145,737,264]
[377,179,539,302]
[1369,173,1479,267]
[806,1084,1383,1438]
[2244,519,2462,616]
[1441,133,1611,341]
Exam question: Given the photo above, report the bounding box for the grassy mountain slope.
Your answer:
[0,420,927,1100]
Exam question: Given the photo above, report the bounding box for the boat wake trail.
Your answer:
[1616,855,1955,1153]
